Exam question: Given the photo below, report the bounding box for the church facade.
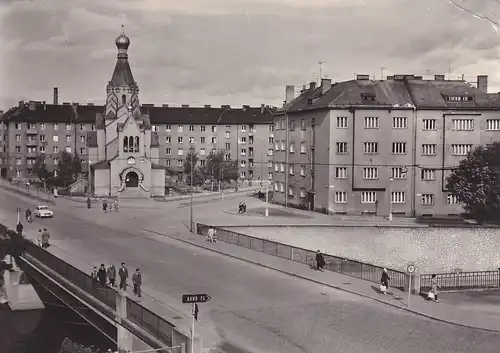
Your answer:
[87,31,166,197]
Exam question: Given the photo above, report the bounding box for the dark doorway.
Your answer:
[125,171,139,187]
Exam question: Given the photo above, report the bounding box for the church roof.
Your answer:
[110,58,136,87]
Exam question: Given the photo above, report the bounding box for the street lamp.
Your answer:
[264,180,270,217]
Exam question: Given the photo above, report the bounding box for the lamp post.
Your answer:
[264,180,269,217]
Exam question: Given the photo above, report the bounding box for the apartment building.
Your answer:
[273,74,500,217]
[0,99,274,182]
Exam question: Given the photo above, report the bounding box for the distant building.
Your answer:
[273,74,500,217]
[0,33,275,196]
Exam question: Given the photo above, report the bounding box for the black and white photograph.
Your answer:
[1,0,500,352]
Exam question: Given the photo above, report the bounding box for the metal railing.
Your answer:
[127,298,175,347]
[420,270,500,292]
[197,223,407,289]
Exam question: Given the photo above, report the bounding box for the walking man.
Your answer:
[132,268,142,297]
[90,266,98,280]
[315,250,326,271]
[103,200,108,213]
[381,268,390,295]
[39,228,51,249]
[87,197,92,209]
[114,200,119,212]
[118,262,128,291]
[107,264,117,287]
[97,264,107,286]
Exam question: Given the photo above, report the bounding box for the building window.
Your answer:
[364,116,379,129]
[391,167,407,179]
[421,169,436,180]
[40,135,46,142]
[212,126,217,133]
[451,144,473,156]
[241,125,247,132]
[225,142,230,149]
[53,123,59,130]
[77,123,84,130]
[268,161,273,168]
[65,147,72,153]
[336,142,348,154]
[177,159,183,167]
[224,153,231,161]
[80,147,85,154]
[422,144,437,156]
[189,137,195,144]
[239,171,246,179]
[15,134,21,142]
[225,131,230,139]
[337,116,348,128]
[363,142,378,154]
[66,135,71,142]
[300,188,306,198]
[177,148,184,156]
[301,119,306,130]
[274,141,280,151]
[268,136,274,144]
[165,136,171,144]
[178,137,183,144]
[274,182,279,191]
[189,125,195,132]
[288,120,295,131]
[152,125,159,132]
[269,125,274,132]
[166,159,171,166]
[80,136,85,143]
[335,167,347,179]
[53,136,59,142]
[274,163,279,172]
[241,160,246,167]
[288,185,294,196]
[268,172,273,180]
[361,191,377,204]
[15,158,21,165]
[240,137,246,144]
[15,123,21,130]
[212,137,217,144]
[53,158,58,166]
[392,142,407,154]
[278,140,284,150]
[452,119,474,131]
[391,192,406,204]
[300,142,306,154]
[200,125,206,132]
[123,136,139,152]
[40,123,46,130]
[66,124,71,131]
[200,160,206,166]
[393,117,407,129]
[363,167,379,180]
[447,194,459,205]
[200,137,205,144]
[200,148,206,156]
[166,125,172,132]
[166,148,171,155]
[423,119,436,130]
[91,124,95,131]
[268,149,273,156]
[300,165,306,176]
[421,194,434,205]
[28,123,36,129]
[335,191,347,203]
[289,164,294,175]
[53,146,59,153]
[178,125,183,132]
[280,163,285,172]
[486,119,500,131]
[289,142,295,153]
[40,146,45,153]
[241,149,246,156]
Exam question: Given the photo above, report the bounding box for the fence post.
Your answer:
[116,292,134,351]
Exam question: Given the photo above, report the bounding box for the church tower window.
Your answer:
[123,137,128,152]
[128,136,134,152]
[134,136,140,152]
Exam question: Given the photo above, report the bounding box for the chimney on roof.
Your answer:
[321,78,332,95]
[434,74,445,81]
[477,75,488,93]
[53,87,58,105]
[181,104,189,108]
[162,104,169,107]
[285,85,295,104]
[309,81,317,90]
[18,100,24,108]
[28,101,36,111]
[261,104,265,114]
[204,105,211,108]
[356,74,370,81]
[43,101,46,110]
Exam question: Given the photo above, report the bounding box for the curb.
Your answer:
[215,220,427,228]
[144,228,500,334]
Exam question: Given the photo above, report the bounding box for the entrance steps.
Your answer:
[118,187,150,199]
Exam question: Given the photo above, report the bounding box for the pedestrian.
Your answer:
[90,266,98,280]
[430,274,440,303]
[315,250,325,271]
[87,197,91,209]
[114,200,119,212]
[238,203,243,213]
[25,208,32,222]
[39,228,51,249]
[132,268,142,297]
[16,222,23,236]
[380,268,390,295]
[118,262,128,291]
[107,264,117,287]
[206,226,216,243]
[97,264,107,286]
[103,200,108,213]
[243,203,247,213]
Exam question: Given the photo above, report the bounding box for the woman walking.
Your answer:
[431,274,440,303]
[380,268,390,295]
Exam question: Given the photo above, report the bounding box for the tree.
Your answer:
[200,150,239,184]
[446,142,500,223]
[183,148,204,186]
[32,155,51,182]
[57,151,82,187]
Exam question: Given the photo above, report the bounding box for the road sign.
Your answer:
[182,293,211,304]
[406,264,416,274]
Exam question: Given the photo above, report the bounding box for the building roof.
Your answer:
[282,75,500,113]
[1,102,275,125]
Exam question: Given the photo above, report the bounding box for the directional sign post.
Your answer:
[406,263,416,308]
[182,294,211,353]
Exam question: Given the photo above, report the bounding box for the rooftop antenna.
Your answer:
[380,67,386,80]
[318,61,326,82]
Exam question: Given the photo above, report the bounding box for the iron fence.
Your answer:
[197,223,407,289]
[127,298,174,347]
[420,270,500,292]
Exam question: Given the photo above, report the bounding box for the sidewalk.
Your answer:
[144,226,500,333]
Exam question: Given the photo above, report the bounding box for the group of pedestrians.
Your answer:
[90,262,142,297]
[85,197,119,213]
[15,218,51,249]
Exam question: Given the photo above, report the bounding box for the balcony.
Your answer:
[26,129,38,135]
[26,140,38,146]
[27,151,38,158]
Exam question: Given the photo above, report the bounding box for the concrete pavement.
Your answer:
[1,188,500,352]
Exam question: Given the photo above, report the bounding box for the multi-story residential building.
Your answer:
[273,73,500,217]
[0,33,274,187]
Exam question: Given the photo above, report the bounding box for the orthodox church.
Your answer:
[87,30,166,197]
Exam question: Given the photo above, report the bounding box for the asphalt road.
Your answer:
[1,188,500,353]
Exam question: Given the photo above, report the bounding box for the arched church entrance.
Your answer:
[125,171,139,188]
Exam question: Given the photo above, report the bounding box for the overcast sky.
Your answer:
[1,0,500,110]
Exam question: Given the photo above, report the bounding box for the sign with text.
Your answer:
[182,293,211,304]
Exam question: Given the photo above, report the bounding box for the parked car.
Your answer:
[34,205,54,218]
